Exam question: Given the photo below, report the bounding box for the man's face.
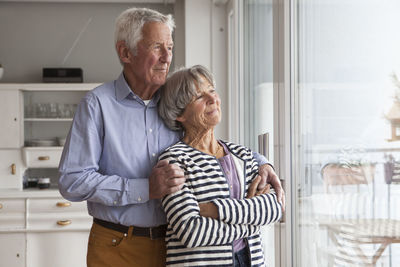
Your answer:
[126,22,173,91]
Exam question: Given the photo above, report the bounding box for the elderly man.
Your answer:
[58,7,284,267]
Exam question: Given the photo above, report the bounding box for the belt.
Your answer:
[93,218,167,239]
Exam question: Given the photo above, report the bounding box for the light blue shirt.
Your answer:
[58,73,268,227]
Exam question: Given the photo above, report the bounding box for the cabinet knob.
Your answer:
[38,156,50,161]
[56,202,71,207]
[11,164,16,175]
[57,220,72,226]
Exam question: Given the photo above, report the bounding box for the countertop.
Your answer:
[0,188,63,198]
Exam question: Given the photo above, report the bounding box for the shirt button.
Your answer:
[133,96,137,99]
[149,128,153,133]
[230,185,233,189]
[138,196,142,202]
[152,153,156,157]
[113,201,117,205]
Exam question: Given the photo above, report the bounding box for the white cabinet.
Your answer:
[0,150,23,189]
[26,197,91,267]
[0,84,99,189]
[0,194,91,267]
[0,233,26,267]
[0,90,23,148]
[23,89,89,146]
[0,198,25,229]
[22,147,63,168]
[27,232,88,267]
[0,84,98,267]
[27,197,91,230]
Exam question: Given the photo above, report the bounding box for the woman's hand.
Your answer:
[199,202,219,219]
[246,175,271,198]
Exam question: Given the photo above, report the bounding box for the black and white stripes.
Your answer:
[160,141,282,266]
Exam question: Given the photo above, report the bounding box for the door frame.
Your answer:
[226,0,297,266]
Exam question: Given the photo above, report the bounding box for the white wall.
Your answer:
[0,2,175,83]
[0,0,229,139]
[184,0,228,140]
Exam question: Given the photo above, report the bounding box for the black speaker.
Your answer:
[43,68,83,83]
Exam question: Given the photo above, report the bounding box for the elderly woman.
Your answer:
[158,65,282,267]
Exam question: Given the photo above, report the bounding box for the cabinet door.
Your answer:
[0,150,23,189]
[0,90,23,148]
[0,198,25,229]
[0,233,26,267]
[27,232,89,267]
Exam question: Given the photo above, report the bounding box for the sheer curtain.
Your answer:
[296,1,400,266]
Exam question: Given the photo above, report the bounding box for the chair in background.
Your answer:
[384,154,400,184]
[314,162,394,267]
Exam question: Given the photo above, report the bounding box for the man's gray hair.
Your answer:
[114,7,175,55]
[159,65,216,131]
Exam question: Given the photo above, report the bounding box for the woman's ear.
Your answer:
[116,41,132,64]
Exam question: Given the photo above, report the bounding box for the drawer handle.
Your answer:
[56,202,71,207]
[38,156,50,161]
[57,220,72,226]
[11,164,16,175]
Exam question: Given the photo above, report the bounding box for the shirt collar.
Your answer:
[115,72,160,106]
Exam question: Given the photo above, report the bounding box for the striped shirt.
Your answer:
[160,140,282,266]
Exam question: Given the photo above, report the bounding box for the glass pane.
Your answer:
[243,0,276,266]
[244,0,274,157]
[296,1,400,266]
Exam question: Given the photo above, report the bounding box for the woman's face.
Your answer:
[177,76,221,131]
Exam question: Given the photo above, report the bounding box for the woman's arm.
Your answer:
[202,153,282,226]
[162,184,260,248]
[209,191,282,226]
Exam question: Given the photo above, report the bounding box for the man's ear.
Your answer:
[176,115,186,123]
[116,41,132,64]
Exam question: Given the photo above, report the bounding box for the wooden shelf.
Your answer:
[24,118,73,122]
[0,83,100,92]
[0,0,173,3]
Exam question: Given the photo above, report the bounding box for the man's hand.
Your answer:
[149,160,185,199]
[246,175,271,198]
[258,164,285,211]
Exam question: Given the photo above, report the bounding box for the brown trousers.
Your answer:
[87,222,166,267]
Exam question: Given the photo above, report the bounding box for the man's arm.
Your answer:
[58,94,146,205]
[58,93,184,205]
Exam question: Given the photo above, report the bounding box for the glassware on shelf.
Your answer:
[24,102,78,119]
[57,103,77,118]
[49,103,58,118]
[25,139,58,147]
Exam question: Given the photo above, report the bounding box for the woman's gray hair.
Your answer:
[115,8,175,55]
[159,65,216,131]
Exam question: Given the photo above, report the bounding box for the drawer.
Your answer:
[28,198,87,213]
[27,213,92,231]
[27,198,91,230]
[22,147,62,168]
[0,198,25,229]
